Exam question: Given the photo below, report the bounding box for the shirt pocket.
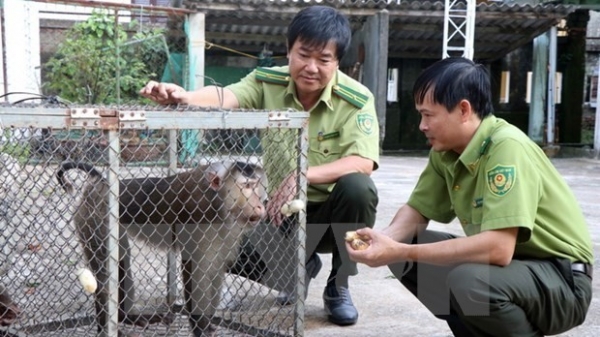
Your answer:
[462,198,483,235]
[309,138,342,164]
[471,205,483,225]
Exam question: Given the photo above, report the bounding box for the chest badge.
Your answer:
[487,165,516,196]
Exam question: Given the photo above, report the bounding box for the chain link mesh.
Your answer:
[0,102,308,337]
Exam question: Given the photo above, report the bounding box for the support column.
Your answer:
[560,9,589,144]
[594,58,600,158]
[362,10,389,151]
[547,27,558,147]
[187,12,205,91]
[179,12,205,163]
[529,33,549,144]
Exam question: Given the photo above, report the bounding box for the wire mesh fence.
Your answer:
[0,103,309,337]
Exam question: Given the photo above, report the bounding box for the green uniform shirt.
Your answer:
[227,66,380,202]
[407,116,593,264]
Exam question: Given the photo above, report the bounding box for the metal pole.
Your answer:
[166,130,178,306]
[294,125,309,337]
[594,58,600,159]
[442,0,451,59]
[465,0,476,60]
[114,10,120,105]
[107,129,120,337]
[547,26,557,144]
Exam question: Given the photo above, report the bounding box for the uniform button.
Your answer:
[453,185,460,191]
[460,219,467,225]
[323,149,329,154]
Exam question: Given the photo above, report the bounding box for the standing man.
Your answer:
[140,5,379,326]
[347,57,593,336]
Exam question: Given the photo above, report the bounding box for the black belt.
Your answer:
[571,262,593,280]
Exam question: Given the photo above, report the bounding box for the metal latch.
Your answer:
[68,108,102,128]
[118,111,147,129]
[268,111,291,127]
[67,108,147,129]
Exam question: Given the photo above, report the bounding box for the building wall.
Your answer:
[1,0,41,102]
[583,10,600,144]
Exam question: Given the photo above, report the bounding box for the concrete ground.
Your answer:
[303,155,600,337]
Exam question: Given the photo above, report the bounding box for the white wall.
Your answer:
[2,0,41,102]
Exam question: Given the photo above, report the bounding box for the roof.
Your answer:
[184,0,575,61]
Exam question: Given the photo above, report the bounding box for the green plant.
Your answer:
[44,11,166,104]
[1,130,32,163]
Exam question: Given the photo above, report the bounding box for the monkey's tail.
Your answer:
[56,162,103,193]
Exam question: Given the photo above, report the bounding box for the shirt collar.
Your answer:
[442,115,496,175]
[285,71,337,112]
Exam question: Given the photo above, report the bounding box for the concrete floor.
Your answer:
[303,155,600,337]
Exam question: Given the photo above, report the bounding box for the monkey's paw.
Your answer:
[75,268,97,294]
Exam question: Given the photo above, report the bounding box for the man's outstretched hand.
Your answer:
[139,81,189,105]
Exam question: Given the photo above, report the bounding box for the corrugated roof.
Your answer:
[184,0,575,60]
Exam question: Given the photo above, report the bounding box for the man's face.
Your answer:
[287,39,339,98]
[416,91,467,153]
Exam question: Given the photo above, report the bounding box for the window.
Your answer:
[387,68,398,102]
[131,0,171,23]
[499,71,510,103]
[525,71,563,104]
[587,75,598,107]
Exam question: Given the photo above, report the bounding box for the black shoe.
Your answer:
[322,285,358,326]
[276,254,322,305]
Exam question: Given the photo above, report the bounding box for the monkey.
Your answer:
[56,160,268,337]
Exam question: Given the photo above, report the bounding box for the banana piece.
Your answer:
[345,231,370,251]
[280,199,306,217]
[76,268,97,294]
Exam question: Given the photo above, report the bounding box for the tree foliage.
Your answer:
[44,12,167,104]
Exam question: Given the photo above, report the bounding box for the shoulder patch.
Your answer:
[255,67,290,86]
[487,165,516,196]
[333,83,369,109]
[356,113,375,135]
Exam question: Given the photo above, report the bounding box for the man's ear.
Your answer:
[458,99,474,122]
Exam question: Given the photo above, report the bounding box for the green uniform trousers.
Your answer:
[389,230,592,337]
[306,172,378,281]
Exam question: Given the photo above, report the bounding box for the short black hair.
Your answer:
[287,5,352,61]
[413,57,493,119]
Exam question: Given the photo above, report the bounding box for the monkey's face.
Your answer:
[223,173,267,228]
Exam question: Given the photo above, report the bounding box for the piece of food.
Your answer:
[350,239,369,251]
[344,231,368,242]
[280,199,306,217]
[345,231,370,250]
[76,268,97,294]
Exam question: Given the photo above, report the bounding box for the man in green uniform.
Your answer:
[140,5,379,326]
[347,57,593,336]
